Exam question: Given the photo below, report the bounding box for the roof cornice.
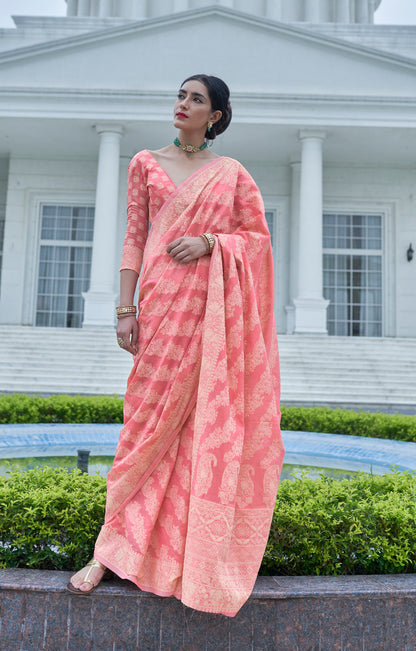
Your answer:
[1,87,416,128]
[2,86,416,104]
[1,6,416,72]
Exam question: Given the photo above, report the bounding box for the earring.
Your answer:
[207,122,213,132]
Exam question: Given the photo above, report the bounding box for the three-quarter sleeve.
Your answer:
[120,153,149,274]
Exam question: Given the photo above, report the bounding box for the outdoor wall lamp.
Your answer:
[407,243,414,262]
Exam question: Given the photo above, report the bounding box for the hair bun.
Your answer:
[214,100,232,138]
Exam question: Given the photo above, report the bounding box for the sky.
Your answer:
[0,0,416,28]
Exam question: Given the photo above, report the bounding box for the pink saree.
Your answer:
[94,150,285,616]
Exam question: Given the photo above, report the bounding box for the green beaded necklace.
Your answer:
[174,136,207,155]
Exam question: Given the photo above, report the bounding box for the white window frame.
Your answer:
[264,197,290,334]
[0,210,5,293]
[22,192,96,326]
[36,204,94,328]
[323,201,396,337]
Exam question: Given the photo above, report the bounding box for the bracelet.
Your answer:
[200,234,210,253]
[200,232,215,254]
[116,305,137,317]
[116,312,137,320]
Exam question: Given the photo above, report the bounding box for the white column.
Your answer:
[368,0,376,23]
[66,0,78,17]
[0,206,25,325]
[293,130,329,334]
[266,0,282,20]
[355,0,369,23]
[173,0,189,11]
[117,0,131,17]
[118,0,146,18]
[304,0,320,22]
[336,0,350,22]
[239,0,260,14]
[83,124,123,328]
[77,0,91,16]
[99,0,113,17]
[130,0,147,18]
[285,162,300,334]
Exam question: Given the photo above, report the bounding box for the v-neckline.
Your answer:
[145,150,223,190]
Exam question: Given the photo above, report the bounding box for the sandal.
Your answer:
[67,559,113,595]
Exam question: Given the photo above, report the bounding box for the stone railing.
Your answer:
[1,569,416,649]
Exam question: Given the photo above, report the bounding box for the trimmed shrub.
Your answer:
[280,406,416,442]
[0,394,123,425]
[262,470,416,576]
[0,394,415,442]
[2,466,416,576]
[0,467,106,570]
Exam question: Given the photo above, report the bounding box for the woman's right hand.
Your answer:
[116,315,139,356]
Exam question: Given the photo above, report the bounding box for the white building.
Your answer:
[0,1,415,400]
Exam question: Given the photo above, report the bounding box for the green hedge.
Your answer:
[0,394,415,442]
[281,406,416,442]
[0,468,106,570]
[2,467,416,576]
[263,470,416,576]
[0,394,123,424]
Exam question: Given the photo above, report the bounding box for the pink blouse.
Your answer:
[120,150,176,274]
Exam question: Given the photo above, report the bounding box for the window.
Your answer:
[323,214,383,337]
[265,210,275,249]
[36,205,94,328]
[0,214,4,290]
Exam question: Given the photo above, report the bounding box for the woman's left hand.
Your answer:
[166,236,208,263]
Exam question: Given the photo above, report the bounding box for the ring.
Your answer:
[117,338,125,348]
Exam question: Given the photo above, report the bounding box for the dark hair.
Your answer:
[181,74,232,141]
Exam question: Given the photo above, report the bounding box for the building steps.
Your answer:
[0,326,415,412]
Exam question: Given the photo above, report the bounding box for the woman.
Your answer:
[68,74,284,617]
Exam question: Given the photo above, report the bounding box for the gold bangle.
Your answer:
[116,313,137,320]
[116,305,137,316]
[201,232,215,254]
[200,234,210,253]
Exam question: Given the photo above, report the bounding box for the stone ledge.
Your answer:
[1,570,416,650]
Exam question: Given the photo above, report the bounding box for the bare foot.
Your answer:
[68,560,107,593]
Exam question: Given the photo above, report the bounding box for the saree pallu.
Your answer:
[94,155,285,616]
